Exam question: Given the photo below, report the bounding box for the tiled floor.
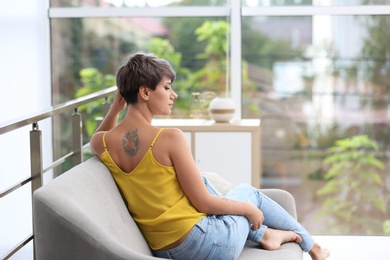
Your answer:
[303,236,390,260]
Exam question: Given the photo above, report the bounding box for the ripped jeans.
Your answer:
[152,177,314,260]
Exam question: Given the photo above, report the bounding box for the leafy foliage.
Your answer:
[316,135,388,234]
[75,68,115,137]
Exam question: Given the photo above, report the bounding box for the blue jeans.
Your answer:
[153,177,314,260]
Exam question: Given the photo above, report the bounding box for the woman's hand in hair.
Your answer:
[92,90,126,134]
[110,90,127,115]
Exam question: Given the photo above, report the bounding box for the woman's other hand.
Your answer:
[246,204,264,231]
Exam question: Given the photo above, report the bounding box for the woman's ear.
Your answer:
[139,86,149,100]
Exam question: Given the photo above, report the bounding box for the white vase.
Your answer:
[208,97,235,122]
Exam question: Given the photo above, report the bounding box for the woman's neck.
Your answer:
[124,104,154,125]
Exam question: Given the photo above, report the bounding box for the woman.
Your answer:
[90,53,330,260]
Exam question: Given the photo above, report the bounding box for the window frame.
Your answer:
[48,3,390,120]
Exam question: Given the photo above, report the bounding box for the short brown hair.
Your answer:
[116,53,176,104]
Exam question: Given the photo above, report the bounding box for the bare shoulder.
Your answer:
[158,128,189,148]
[161,128,185,140]
[90,131,105,156]
[161,127,185,138]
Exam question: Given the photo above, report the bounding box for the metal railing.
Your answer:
[0,86,116,260]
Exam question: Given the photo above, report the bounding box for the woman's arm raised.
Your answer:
[90,90,127,156]
[95,90,127,133]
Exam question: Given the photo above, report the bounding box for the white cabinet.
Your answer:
[152,119,261,188]
[195,132,252,186]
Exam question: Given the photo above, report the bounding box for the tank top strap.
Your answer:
[150,128,165,148]
[102,131,108,150]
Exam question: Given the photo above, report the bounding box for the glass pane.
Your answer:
[0,184,32,257]
[51,16,229,166]
[242,0,390,6]
[242,15,390,235]
[51,0,228,7]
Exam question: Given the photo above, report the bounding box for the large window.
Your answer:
[241,8,390,235]
[49,0,390,236]
[50,3,230,171]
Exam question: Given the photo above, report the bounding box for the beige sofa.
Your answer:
[33,156,303,259]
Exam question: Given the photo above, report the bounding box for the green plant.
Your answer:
[75,68,116,138]
[384,220,390,234]
[193,21,259,116]
[316,135,387,235]
[192,20,230,94]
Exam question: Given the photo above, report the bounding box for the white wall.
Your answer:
[0,1,51,258]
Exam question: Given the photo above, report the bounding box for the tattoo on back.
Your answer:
[122,129,140,156]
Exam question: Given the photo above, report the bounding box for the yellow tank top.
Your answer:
[100,129,206,250]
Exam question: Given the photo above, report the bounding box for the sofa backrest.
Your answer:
[33,156,157,260]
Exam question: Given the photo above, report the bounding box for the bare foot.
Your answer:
[259,228,303,251]
[308,242,330,260]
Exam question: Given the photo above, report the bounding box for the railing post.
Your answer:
[103,96,111,116]
[30,122,42,260]
[72,107,83,165]
[96,96,112,127]
[30,122,43,194]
